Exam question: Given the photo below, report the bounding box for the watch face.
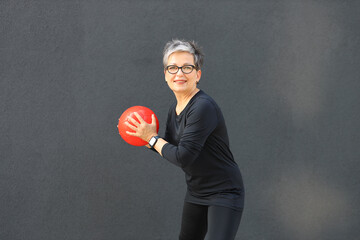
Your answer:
[149,137,156,146]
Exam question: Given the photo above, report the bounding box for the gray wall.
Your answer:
[1,1,359,239]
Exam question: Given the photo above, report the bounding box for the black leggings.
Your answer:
[179,202,243,240]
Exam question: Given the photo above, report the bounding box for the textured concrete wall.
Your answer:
[1,1,359,239]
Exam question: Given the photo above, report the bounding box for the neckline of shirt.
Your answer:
[175,90,203,117]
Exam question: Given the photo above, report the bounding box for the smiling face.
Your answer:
[164,51,201,95]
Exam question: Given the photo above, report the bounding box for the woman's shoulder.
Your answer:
[186,91,220,118]
[167,101,176,116]
[169,101,177,110]
[192,90,219,110]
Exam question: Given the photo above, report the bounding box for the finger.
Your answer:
[133,112,145,124]
[151,114,157,127]
[125,122,137,131]
[128,116,140,126]
[126,131,137,136]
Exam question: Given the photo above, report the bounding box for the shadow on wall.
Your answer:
[273,166,348,239]
[261,1,351,239]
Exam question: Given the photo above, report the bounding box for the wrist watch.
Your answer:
[149,136,160,148]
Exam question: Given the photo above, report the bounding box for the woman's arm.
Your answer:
[152,138,167,157]
[125,99,218,168]
[161,99,218,168]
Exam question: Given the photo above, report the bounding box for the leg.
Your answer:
[179,202,208,240]
[205,206,243,240]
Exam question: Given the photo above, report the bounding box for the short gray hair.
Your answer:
[163,39,204,69]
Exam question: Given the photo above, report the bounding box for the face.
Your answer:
[164,51,201,95]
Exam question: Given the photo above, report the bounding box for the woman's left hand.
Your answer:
[125,112,158,142]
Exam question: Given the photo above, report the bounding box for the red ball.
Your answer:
[117,106,159,146]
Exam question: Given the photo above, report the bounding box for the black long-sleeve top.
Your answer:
[161,90,244,210]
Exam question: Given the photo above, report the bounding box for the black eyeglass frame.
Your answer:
[165,65,198,74]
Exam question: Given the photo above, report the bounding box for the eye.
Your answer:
[183,66,192,71]
[168,66,177,70]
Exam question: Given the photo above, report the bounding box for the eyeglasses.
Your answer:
[165,65,197,74]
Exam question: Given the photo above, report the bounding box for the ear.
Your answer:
[196,69,202,81]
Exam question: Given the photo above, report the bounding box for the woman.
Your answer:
[126,39,244,240]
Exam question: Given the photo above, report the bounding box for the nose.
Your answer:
[176,68,185,76]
